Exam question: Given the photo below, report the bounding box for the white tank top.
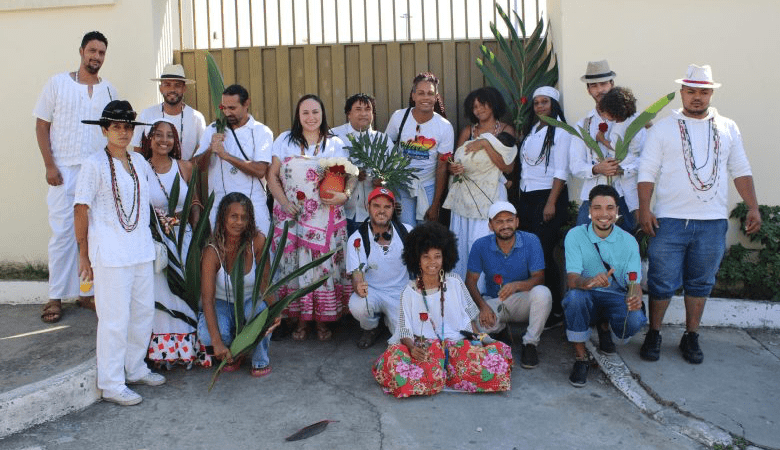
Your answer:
[211,241,256,303]
[149,159,188,212]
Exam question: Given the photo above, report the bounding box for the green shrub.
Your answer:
[715,202,780,301]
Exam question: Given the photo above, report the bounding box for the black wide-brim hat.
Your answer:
[82,100,148,126]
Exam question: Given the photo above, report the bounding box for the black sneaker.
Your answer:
[679,331,704,364]
[544,312,564,330]
[597,325,616,355]
[569,360,589,387]
[520,344,539,369]
[640,329,662,361]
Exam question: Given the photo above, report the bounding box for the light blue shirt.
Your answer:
[564,223,641,295]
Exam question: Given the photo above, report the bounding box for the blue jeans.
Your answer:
[198,299,271,368]
[576,197,635,233]
[562,289,647,343]
[398,184,435,226]
[647,218,727,299]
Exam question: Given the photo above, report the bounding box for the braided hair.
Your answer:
[407,72,447,118]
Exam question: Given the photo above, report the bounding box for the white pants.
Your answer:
[348,290,400,336]
[93,260,154,396]
[477,285,552,345]
[47,164,92,299]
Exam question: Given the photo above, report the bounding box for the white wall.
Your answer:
[548,0,779,247]
[0,0,176,262]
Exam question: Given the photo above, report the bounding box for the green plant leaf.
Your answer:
[251,219,276,311]
[167,173,180,217]
[264,247,338,299]
[614,92,675,161]
[230,243,247,334]
[203,51,225,124]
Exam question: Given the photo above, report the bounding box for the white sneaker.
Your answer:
[127,372,166,386]
[103,387,142,406]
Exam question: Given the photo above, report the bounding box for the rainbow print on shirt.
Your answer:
[400,135,437,160]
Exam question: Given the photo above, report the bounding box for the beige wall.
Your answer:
[0,0,176,262]
[548,0,779,246]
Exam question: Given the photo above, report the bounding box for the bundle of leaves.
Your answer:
[715,202,780,301]
[345,132,419,198]
[475,3,558,133]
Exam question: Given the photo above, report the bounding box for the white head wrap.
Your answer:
[533,86,560,103]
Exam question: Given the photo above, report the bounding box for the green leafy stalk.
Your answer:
[344,132,420,199]
[614,92,675,161]
[203,51,227,133]
[539,115,605,161]
[230,243,248,335]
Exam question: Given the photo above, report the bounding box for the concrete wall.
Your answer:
[548,0,779,247]
[0,0,176,262]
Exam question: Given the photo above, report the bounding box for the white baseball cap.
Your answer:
[488,201,516,220]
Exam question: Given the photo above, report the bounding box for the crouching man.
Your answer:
[347,187,412,348]
[563,185,646,387]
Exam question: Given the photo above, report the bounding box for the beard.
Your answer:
[84,62,100,74]
[164,93,183,106]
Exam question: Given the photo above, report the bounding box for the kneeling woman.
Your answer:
[199,192,275,377]
[373,222,512,398]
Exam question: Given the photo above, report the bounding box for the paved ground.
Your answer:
[2,303,779,449]
[1,313,705,450]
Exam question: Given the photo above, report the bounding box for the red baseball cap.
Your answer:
[367,187,395,205]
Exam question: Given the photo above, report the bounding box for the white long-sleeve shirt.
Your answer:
[519,123,570,192]
[638,108,752,220]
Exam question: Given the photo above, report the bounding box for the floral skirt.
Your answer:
[372,339,512,398]
[147,332,213,369]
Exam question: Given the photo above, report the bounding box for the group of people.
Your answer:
[34,30,761,403]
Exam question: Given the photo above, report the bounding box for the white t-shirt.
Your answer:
[33,72,119,167]
[271,131,347,161]
[385,108,454,184]
[519,122,570,192]
[330,123,395,221]
[346,222,412,293]
[569,108,645,202]
[74,150,155,267]
[194,116,273,202]
[131,103,207,160]
[638,108,752,220]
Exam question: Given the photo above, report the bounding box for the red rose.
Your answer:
[419,312,429,322]
[329,165,346,174]
[521,96,528,105]
[598,122,608,133]
[439,152,453,162]
[218,104,224,110]
[354,238,361,248]
[628,272,638,281]
[494,274,503,286]
[296,191,305,201]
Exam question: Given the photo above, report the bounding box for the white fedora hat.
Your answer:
[675,64,721,89]
[151,64,195,84]
[580,60,616,83]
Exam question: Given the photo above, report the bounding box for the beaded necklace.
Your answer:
[470,120,501,139]
[150,158,174,202]
[105,148,141,232]
[678,117,721,195]
[161,104,185,145]
[417,276,446,341]
[220,127,256,197]
[521,126,548,166]
[300,134,323,156]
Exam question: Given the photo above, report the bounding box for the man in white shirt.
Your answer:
[131,64,207,160]
[194,84,274,233]
[569,60,643,233]
[347,187,412,349]
[34,31,118,323]
[637,64,761,365]
[331,93,395,235]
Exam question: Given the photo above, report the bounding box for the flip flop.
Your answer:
[292,323,308,341]
[316,324,332,342]
[222,356,244,372]
[41,300,62,323]
[76,296,96,311]
[250,366,272,377]
[356,328,381,349]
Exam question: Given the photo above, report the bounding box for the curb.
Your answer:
[0,281,50,305]
[0,357,100,439]
[585,338,736,448]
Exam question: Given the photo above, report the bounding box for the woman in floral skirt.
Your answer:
[266,94,357,341]
[372,222,513,398]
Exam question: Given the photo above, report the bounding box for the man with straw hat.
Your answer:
[131,64,206,160]
[34,31,118,323]
[638,64,761,365]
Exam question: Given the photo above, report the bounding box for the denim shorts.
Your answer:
[647,218,727,299]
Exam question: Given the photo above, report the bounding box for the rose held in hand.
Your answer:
[598,122,608,133]
[493,274,503,286]
[419,312,429,322]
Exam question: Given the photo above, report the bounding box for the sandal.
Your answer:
[292,322,308,341]
[316,323,332,342]
[76,296,96,311]
[41,300,62,323]
[356,327,381,349]
[222,356,244,372]
[250,366,272,377]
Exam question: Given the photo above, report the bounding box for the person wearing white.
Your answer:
[569,60,644,232]
[193,84,273,233]
[347,187,412,348]
[330,93,395,234]
[34,31,118,323]
[131,64,207,160]
[385,73,454,225]
[637,64,761,365]
[75,101,164,406]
